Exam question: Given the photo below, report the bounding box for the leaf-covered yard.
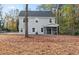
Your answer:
[0,34,79,55]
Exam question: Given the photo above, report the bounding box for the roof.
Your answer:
[19,11,54,17]
[44,24,59,27]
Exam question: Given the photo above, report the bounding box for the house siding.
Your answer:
[19,16,56,34]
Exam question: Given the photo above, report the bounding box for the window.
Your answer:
[21,28,23,32]
[49,19,52,23]
[41,28,43,32]
[32,28,35,32]
[23,18,25,22]
[36,20,38,23]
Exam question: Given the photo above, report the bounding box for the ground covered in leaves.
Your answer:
[0,34,79,55]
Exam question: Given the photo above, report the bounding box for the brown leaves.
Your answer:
[0,35,79,54]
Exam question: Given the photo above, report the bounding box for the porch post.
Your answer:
[44,27,46,34]
[44,27,45,34]
[57,26,59,35]
[51,27,53,35]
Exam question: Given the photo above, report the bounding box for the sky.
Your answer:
[2,4,25,12]
[2,4,39,12]
[28,4,40,10]
[1,4,40,17]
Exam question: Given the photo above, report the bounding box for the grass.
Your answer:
[0,34,79,55]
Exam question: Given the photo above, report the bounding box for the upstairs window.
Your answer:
[35,20,38,23]
[23,18,25,22]
[49,19,52,23]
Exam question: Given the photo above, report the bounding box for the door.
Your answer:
[47,27,51,34]
[52,27,57,35]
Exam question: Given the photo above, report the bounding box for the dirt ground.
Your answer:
[0,34,79,55]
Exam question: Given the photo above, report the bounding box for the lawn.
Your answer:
[0,34,79,55]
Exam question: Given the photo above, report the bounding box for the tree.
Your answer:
[14,9,19,31]
[0,4,3,28]
[0,4,3,19]
[25,4,28,37]
[37,4,54,11]
[57,5,79,35]
[4,9,19,32]
[73,5,79,35]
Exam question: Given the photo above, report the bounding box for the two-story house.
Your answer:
[19,11,59,35]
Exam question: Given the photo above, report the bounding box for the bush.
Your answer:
[74,31,79,35]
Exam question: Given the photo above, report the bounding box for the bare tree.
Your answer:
[5,9,19,31]
[14,9,19,31]
[0,4,3,29]
[0,4,3,19]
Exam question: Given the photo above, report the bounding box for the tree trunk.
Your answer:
[25,4,28,37]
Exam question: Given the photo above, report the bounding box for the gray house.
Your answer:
[19,11,59,35]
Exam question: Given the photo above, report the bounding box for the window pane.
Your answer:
[41,28,43,32]
[36,20,38,23]
[32,28,35,32]
[49,19,52,23]
[23,18,25,22]
[21,28,23,32]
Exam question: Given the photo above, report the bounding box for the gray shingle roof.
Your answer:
[19,11,54,17]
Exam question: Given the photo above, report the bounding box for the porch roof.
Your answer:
[44,24,59,27]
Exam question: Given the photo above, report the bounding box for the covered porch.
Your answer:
[44,24,59,35]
